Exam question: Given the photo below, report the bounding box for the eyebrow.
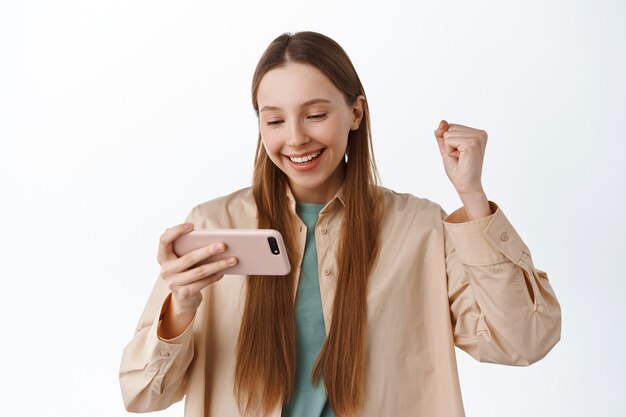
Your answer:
[260,98,332,113]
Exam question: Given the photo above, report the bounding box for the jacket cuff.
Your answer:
[443,201,529,266]
[142,294,195,375]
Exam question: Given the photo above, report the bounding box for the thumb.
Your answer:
[434,119,449,139]
[434,119,449,156]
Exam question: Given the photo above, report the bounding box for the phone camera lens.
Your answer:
[267,237,280,255]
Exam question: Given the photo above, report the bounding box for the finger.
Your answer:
[442,132,480,140]
[446,124,488,139]
[171,256,238,287]
[434,119,449,139]
[174,273,225,298]
[157,222,194,264]
[435,133,448,157]
[446,145,460,157]
[447,150,461,159]
[163,242,228,277]
[443,134,486,152]
[444,123,471,132]
[442,137,464,157]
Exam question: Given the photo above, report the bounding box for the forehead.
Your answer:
[257,63,343,109]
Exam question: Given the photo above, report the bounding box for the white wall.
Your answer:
[1,0,624,415]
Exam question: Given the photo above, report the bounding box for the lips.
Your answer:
[285,148,325,164]
[284,148,325,171]
[288,150,322,164]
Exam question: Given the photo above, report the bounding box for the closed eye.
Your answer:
[265,113,327,127]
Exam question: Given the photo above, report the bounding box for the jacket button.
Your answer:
[321,228,328,235]
[500,232,509,241]
[160,351,170,357]
[324,269,331,276]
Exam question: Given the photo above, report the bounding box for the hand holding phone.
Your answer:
[172,229,291,276]
[156,223,237,327]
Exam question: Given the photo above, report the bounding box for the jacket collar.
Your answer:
[285,181,346,215]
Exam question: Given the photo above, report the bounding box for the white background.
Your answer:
[1,0,624,416]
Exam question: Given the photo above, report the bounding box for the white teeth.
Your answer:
[289,150,322,164]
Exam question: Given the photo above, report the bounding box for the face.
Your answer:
[256,62,365,204]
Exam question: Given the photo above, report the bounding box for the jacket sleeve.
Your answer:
[119,211,197,412]
[442,201,561,366]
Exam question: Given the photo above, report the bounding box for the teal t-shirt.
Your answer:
[281,203,335,417]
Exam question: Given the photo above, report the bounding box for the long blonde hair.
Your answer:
[234,31,383,416]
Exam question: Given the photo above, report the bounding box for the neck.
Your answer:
[289,162,345,204]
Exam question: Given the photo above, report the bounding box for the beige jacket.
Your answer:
[119,185,561,416]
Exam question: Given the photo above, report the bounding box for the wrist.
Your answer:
[457,185,485,199]
[168,296,198,320]
[157,294,197,340]
[458,191,491,221]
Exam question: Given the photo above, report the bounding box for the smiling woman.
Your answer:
[119,31,561,417]
[257,63,365,204]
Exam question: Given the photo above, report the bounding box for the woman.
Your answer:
[119,31,561,417]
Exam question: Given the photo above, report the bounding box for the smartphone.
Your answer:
[172,229,291,276]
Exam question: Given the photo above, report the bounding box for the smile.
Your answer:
[287,149,324,164]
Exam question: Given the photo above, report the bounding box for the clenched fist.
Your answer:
[434,120,488,197]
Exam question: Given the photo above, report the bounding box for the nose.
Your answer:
[286,120,310,148]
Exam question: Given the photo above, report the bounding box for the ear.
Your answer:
[350,95,366,131]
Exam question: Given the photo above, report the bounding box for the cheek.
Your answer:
[260,132,283,161]
[317,119,350,147]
